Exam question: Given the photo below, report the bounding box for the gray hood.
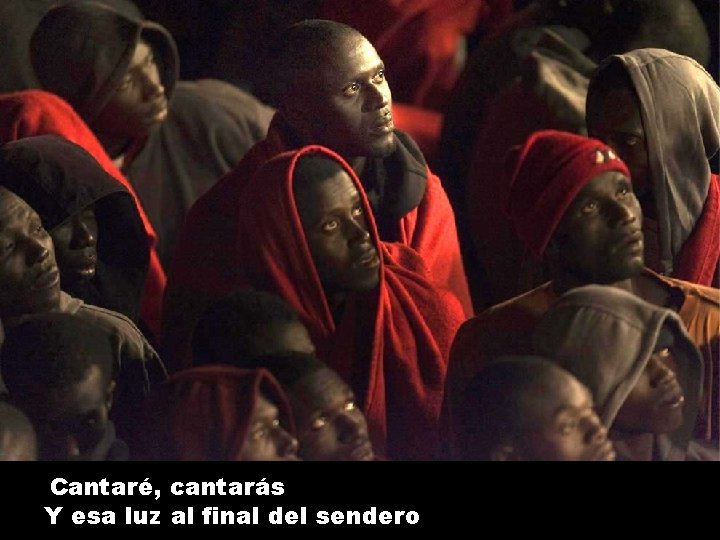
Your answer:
[591,48,720,275]
[533,284,703,452]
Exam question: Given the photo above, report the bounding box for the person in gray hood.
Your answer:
[29,1,275,265]
[534,284,717,461]
[587,48,720,288]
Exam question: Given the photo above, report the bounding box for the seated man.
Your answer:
[446,130,720,443]
[0,89,165,339]
[30,1,275,266]
[191,288,316,363]
[0,186,167,441]
[455,356,614,461]
[2,313,128,461]
[164,18,472,372]
[0,135,149,326]
[534,285,717,461]
[219,145,466,460]
[0,400,37,461]
[586,48,720,287]
[138,365,300,461]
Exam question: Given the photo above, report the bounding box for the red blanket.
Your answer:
[164,114,471,371]
[0,90,165,338]
[227,145,465,459]
[674,173,720,287]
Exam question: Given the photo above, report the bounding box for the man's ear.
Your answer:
[489,444,522,461]
[105,380,117,411]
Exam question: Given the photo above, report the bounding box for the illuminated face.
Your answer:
[284,35,395,158]
[291,367,374,461]
[552,171,644,284]
[294,166,380,299]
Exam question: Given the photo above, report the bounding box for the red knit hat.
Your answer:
[504,130,630,258]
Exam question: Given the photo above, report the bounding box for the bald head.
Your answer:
[265,20,365,107]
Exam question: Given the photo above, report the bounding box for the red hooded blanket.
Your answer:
[228,145,465,460]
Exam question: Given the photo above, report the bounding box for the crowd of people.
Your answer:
[0,0,717,461]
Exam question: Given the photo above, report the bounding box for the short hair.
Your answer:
[261,19,365,106]
[192,289,302,365]
[232,351,329,390]
[592,0,710,66]
[1,313,114,398]
[0,400,37,460]
[456,356,573,460]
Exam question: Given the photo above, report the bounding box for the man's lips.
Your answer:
[348,440,374,461]
[32,267,60,290]
[354,249,380,268]
[370,111,393,133]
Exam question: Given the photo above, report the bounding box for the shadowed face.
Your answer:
[92,39,168,141]
[515,372,615,461]
[587,87,651,202]
[291,367,374,461]
[552,171,644,284]
[26,365,114,461]
[0,188,61,318]
[237,395,300,461]
[51,205,98,286]
[294,164,380,298]
[613,348,685,434]
[283,34,395,158]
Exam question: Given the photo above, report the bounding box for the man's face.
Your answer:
[587,87,651,201]
[91,39,168,141]
[613,349,685,434]
[27,365,114,461]
[237,395,300,461]
[0,188,61,318]
[284,35,395,158]
[516,373,615,461]
[294,168,380,298]
[50,206,98,287]
[292,367,374,461]
[552,171,645,284]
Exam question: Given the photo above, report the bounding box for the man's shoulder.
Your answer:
[455,283,556,342]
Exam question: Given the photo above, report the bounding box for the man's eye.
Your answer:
[372,70,385,84]
[322,220,338,232]
[656,347,671,358]
[344,401,357,411]
[343,82,360,97]
[351,206,363,217]
[559,421,578,435]
[617,187,629,198]
[625,136,640,147]
[311,416,328,430]
[581,201,598,214]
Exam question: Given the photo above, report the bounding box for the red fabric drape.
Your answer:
[233,145,465,460]
[0,90,165,337]
[674,173,720,287]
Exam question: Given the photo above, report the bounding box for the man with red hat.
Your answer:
[442,129,720,450]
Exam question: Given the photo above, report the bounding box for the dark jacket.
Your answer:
[0,135,149,322]
[30,1,274,265]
